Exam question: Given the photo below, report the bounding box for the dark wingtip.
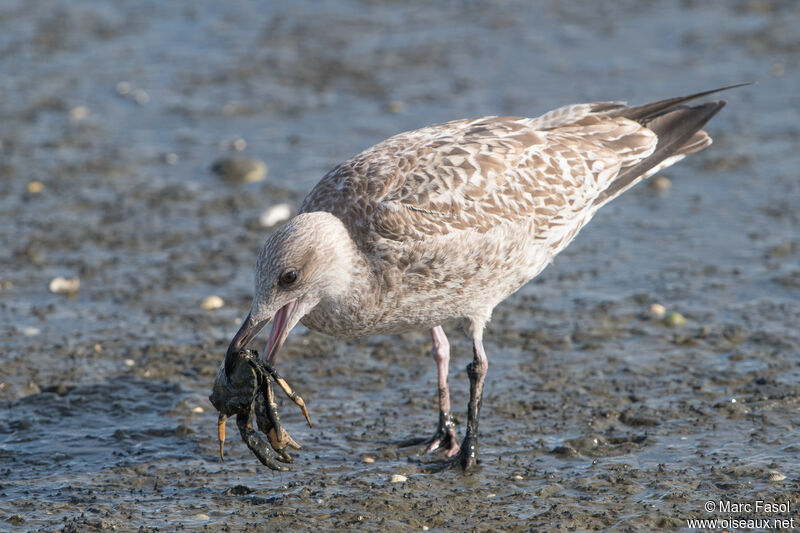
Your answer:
[703,82,754,93]
[611,83,751,122]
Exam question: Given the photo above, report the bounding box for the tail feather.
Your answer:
[676,129,713,156]
[626,130,712,188]
[593,99,727,206]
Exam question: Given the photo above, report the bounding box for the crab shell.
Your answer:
[209,350,259,416]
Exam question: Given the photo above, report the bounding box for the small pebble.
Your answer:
[362,456,375,463]
[115,81,132,95]
[390,474,407,483]
[93,343,103,352]
[664,312,686,327]
[512,474,523,480]
[650,176,671,191]
[259,203,292,227]
[191,406,204,413]
[649,303,666,317]
[27,181,45,194]
[201,295,225,310]
[132,89,150,105]
[487,493,496,498]
[387,100,405,114]
[767,470,786,482]
[211,157,267,184]
[69,106,89,121]
[49,276,80,294]
[124,359,135,367]
[550,445,578,457]
[21,326,40,336]
[193,513,210,521]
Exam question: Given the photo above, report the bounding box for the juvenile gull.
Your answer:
[224,86,740,470]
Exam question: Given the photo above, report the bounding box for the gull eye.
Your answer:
[279,270,298,287]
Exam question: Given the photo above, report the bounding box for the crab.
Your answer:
[209,349,311,470]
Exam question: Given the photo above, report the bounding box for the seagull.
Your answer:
[224,85,741,470]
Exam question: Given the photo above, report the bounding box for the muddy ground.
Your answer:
[1,1,799,531]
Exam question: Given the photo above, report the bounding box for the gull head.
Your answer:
[224,211,355,377]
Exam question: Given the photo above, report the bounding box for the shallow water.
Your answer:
[1,0,799,531]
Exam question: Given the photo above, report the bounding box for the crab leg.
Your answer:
[261,362,312,427]
[217,413,226,461]
[255,377,301,462]
[263,377,284,444]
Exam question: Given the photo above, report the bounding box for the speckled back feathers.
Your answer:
[280,90,728,337]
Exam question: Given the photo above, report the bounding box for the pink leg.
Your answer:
[423,330,489,471]
[426,326,460,456]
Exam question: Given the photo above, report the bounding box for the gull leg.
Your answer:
[397,326,459,455]
[424,330,488,472]
[458,335,488,469]
[425,326,460,456]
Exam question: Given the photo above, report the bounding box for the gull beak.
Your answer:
[264,299,299,365]
[224,299,299,378]
[224,313,268,377]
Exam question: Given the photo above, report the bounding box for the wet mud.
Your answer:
[1,1,799,531]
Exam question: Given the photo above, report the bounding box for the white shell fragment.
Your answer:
[132,89,149,105]
[232,138,247,152]
[49,276,80,294]
[201,295,225,310]
[69,106,89,122]
[649,303,666,317]
[390,474,408,483]
[115,81,132,95]
[259,203,292,228]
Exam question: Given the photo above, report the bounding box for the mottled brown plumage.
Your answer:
[225,86,738,470]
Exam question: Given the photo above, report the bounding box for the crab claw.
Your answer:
[209,349,309,470]
[236,408,292,471]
